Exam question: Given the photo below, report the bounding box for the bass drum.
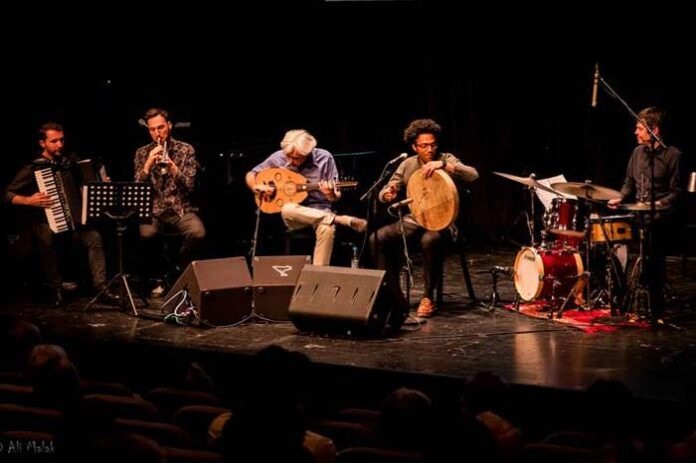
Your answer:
[514,246,584,302]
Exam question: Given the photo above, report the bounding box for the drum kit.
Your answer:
[494,172,659,318]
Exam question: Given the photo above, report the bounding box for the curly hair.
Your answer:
[403,119,442,145]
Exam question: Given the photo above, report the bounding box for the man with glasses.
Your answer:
[246,129,367,266]
[370,119,479,318]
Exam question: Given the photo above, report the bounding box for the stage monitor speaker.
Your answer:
[252,255,311,320]
[165,256,252,325]
[288,265,408,336]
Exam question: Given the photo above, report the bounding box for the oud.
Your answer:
[254,168,358,214]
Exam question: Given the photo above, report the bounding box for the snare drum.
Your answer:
[514,246,584,302]
[590,215,633,243]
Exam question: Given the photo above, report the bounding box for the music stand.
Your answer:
[83,182,153,316]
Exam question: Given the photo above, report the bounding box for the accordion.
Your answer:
[34,159,106,233]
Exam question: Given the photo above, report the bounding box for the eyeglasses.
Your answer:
[415,142,438,149]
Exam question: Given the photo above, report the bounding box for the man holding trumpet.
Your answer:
[134,108,206,297]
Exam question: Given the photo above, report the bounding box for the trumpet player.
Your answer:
[134,108,206,297]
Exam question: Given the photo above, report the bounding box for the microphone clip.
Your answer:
[491,266,512,276]
[387,197,414,212]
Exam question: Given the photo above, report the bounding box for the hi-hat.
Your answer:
[620,202,669,211]
[493,171,559,195]
[551,182,622,200]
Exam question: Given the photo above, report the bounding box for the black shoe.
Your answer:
[96,287,121,305]
[52,289,65,307]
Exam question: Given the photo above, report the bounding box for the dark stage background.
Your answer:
[2,3,694,285]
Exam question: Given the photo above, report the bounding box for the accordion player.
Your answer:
[33,157,108,233]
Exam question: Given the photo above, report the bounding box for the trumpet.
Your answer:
[156,138,170,175]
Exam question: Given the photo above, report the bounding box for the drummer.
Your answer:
[607,106,683,319]
[369,119,479,318]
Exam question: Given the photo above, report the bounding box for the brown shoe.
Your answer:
[416,297,435,318]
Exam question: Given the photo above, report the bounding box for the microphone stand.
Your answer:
[249,205,262,261]
[645,139,659,317]
[597,77,667,150]
[360,163,394,202]
[362,159,399,293]
[598,74,666,319]
[527,174,538,246]
[389,203,414,306]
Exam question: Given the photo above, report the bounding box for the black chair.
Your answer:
[403,187,477,310]
[402,222,476,309]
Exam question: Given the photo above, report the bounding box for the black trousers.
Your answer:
[369,217,452,300]
[139,211,206,282]
[32,223,107,291]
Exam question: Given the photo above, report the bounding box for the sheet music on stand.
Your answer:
[81,182,153,224]
[82,182,153,316]
[535,174,576,211]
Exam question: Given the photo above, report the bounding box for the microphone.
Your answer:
[475,266,512,275]
[386,153,408,166]
[492,265,512,275]
[387,197,414,211]
[591,63,599,108]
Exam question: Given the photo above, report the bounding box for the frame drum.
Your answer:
[407,169,459,231]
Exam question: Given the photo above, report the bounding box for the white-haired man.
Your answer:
[246,129,366,265]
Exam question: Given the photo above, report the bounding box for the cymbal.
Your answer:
[493,171,558,195]
[619,202,669,211]
[551,182,622,200]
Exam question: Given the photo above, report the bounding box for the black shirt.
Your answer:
[619,144,682,207]
[3,153,81,227]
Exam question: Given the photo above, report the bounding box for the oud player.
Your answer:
[246,129,367,266]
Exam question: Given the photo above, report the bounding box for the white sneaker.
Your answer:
[150,284,166,298]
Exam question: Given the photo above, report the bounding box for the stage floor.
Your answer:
[2,246,695,403]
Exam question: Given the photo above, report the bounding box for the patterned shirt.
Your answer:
[134,138,198,218]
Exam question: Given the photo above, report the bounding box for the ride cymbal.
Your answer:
[551,182,622,201]
[493,171,559,195]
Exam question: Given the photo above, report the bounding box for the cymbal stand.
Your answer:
[623,214,651,318]
[589,217,624,315]
[552,270,588,319]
